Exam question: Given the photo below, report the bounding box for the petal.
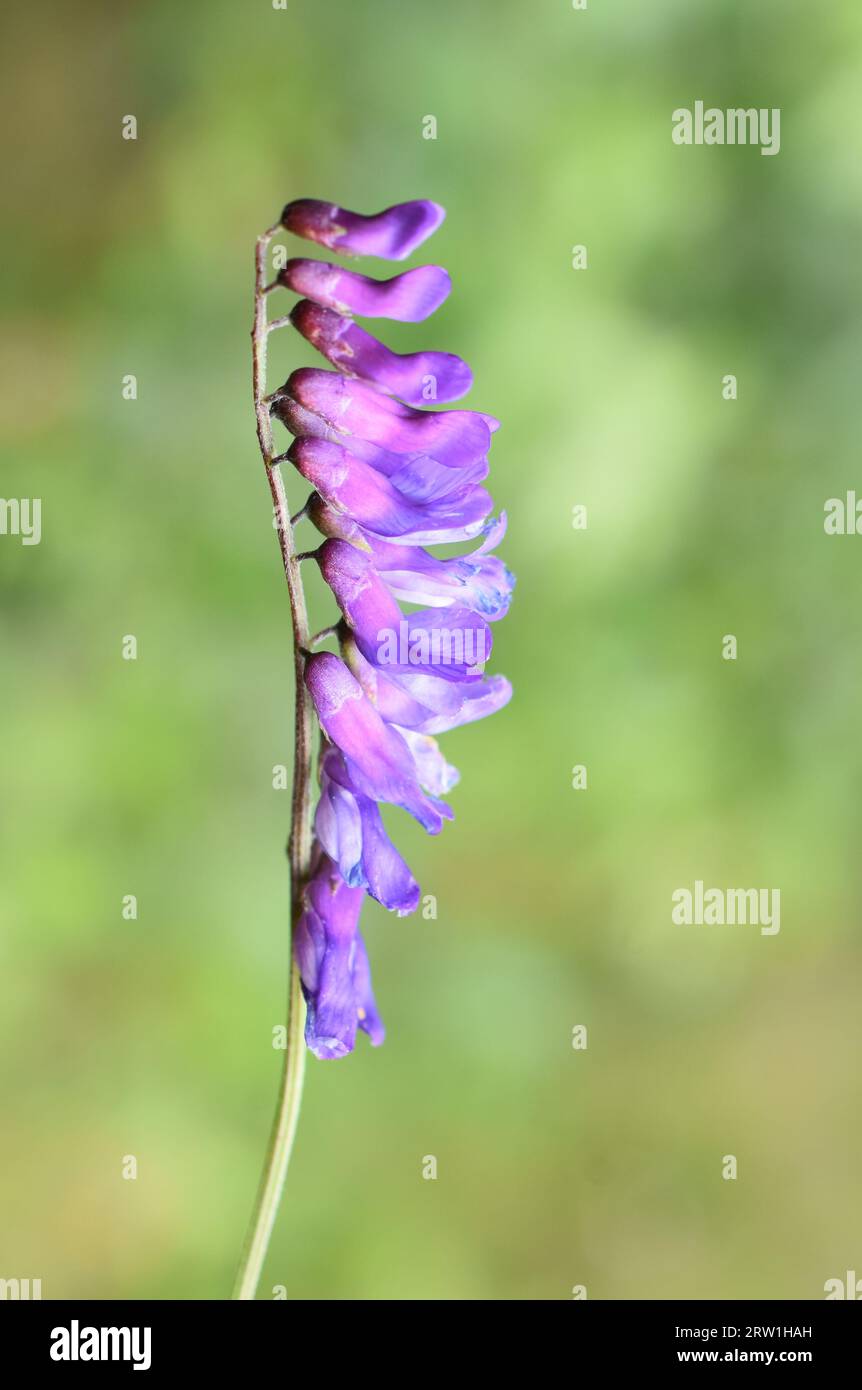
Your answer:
[396,728,460,795]
[279,259,452,321]
[275,395,490,492]
[290,300,472,405]
[317,535,403,641]
[294,853,368,1060]
[317,539,493,678]
[394,671,514,735]
[308,491,494,548]
[352,931,385,1046]
[475,509,508,552]
[282,198,445,261]
[290,440,493,545]
[356,798,421,916]
[386,452,490,499]
[304,653,453,833]
[280,368,492,469]
[365,534,516,619]
[303,932,358,1059]
[320,748,421,915]
[342,633,440,727]
[314,768,364,888]
[342,635,513,734]
[371,605,494,681]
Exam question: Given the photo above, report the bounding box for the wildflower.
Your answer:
[293,850,384,1060]
[273,200,514,1057]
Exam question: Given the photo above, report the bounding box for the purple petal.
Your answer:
[386,451,490,499]
[356,797,421,916]
[277,400,490,496]
[342,634,513,735]
[289,439,493,544]
[304,653,453,833]
[279,368,492,469]
[392,671,513,734]
[293,852,371,1060]
[316,535,403,640]
[316,539,493,679]
[282,199,445,261]
[352,931,385,1046]
[279,259,452,322]
[314,767,364,888]
[342,634,440,727]
[396,728,460,795]
[290,300,472,405]
[371,605,493,681]
[364,533,516,620]
[306,482,494,546]
[318,748,421,915]
[475,510,508,552]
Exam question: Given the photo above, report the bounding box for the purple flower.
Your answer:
[290,299,472,405]
[362,529,514,620]
[314,540,494,680]
[293,850,384,1059]
[281,198,445,260]
[272,198,514,1057]
[286,437,493,544]
[276,368,492,469]
[315,747,421,915]
[341,631,513,735]
[304,651,454,832]
[279,259,451,322]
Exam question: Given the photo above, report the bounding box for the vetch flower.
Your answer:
[272,198,514,1057]
[304,651,454,832]
[281,197,445,260]
[293,850,385,1059]
[234,198,513,1302]
[362,530,514,619]
[278,259,452,321]
[277,367,493,468]
[315,746,421,915]
[341,631,514,735]
[290,300,472,404]
[285,437,494,545]
[314,540,494,680]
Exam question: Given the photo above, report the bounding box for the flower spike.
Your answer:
[271,198,514,1058]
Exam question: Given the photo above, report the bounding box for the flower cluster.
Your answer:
[270,199,513,1059]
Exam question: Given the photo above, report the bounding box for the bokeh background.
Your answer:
[2,0,861,1300]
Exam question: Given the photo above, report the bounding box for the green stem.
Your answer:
[233,223,315,1301]
[232,964,306,1300]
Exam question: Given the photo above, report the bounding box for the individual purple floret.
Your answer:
[281,198,445,260]
[272,199,514,1059]
[290,299,473,404]
[279,260,452,321]
[293,849,385,1059]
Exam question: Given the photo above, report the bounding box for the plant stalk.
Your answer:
[232,223,315,1301]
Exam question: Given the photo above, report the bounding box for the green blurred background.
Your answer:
[2,0,861,1300]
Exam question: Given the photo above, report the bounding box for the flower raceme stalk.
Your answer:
[268,198,515,1060]
[236,198,512,1299]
